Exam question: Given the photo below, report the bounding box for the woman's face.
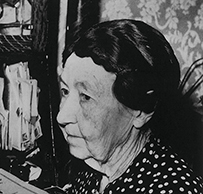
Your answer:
[57,53,134,162]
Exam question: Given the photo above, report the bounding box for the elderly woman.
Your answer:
[57,19,203,193]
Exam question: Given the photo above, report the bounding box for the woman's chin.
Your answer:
[69,145,90,160]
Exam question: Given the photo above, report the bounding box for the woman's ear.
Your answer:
[132,111,154,129]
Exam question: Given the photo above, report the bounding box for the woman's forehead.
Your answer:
[61,53,116,85]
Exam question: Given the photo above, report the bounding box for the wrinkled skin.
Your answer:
[57,53,136,163]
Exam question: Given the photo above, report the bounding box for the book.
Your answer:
[0,168,48,194]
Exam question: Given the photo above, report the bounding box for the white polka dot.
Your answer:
[141,187,145,192]
[174,160,179,163]
[161,162,166,166]
[124,178,128,183]
[158,184,163,188]
[129,185,134,189]
[193,180,197,184]
[163,175,168,179]
[126,168,130,173]
[164,182,169,186]
[91,189,98,194]
[168,167,173,171]
[119,176,122,180]
[177,167,182,171]
[154,179,159,182]
[160,190,166,194]
[143,158,147,163]
[142,147,146,153]
[172,172,177,176]
[79,186,82,191]
[149,183,154,187]
[153,173,157,178]
[179,187,184,192]
[157,172,161,176]
[138,180,143,184]
[169,190,173,193]
[188,191,192,194]
[137,174,142,178]
[109,191,113,194]
[77,178,81,182]
[116,187,120,191]
[136,188,140,192]
[149,189,153,193]
[149,150,153,155]
[135,162,140,167]
[194,188,198,193]
[173,180,178,184]
[181,176,186,180]
[128,178,133,182]
[121,188,125,192]
[161,154,166,157]
[153,164,158,168]
[150,143,154,147]
[147,171,152,175]
[140,167,145,172]
[161,146,166,149]
[185,181,190,185]
[154,154,159,159]
[196,177,201,181]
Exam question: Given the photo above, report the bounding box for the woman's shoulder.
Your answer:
[124,134,203,193]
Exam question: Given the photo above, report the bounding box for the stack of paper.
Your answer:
[0,62,42,151]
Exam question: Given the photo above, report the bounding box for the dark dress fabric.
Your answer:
[63,135,203,194]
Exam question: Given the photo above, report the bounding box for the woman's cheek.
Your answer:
[81,99,102,120]
[81,103,94,120]
[80,105,106,133]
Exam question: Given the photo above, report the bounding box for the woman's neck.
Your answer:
[85,128,151,192]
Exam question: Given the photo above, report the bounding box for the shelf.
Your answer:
[0,35,32,52]
[0,34,32,63]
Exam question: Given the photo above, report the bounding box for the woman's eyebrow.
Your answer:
[75,81,98,94]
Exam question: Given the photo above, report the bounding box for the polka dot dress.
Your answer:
[63,135,203,194]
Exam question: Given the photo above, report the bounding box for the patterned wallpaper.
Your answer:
[100,0,203,105]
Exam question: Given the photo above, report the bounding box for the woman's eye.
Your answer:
[80,93,91,102]
[61,88,69,96]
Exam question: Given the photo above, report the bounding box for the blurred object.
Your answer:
[29,165,42,181]
[0,34,32,65]
[6,155,30,181]
[180,57,203,108]
[23,160,42,181]
[44,185,67,194]
[32,0,48,52]
[0,0,20,7]
[0,34,31,52]
[0,0,32,35]
[0,62,42,151]
[0,168,48,194]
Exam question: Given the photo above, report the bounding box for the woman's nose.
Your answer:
[57,97,78,126]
